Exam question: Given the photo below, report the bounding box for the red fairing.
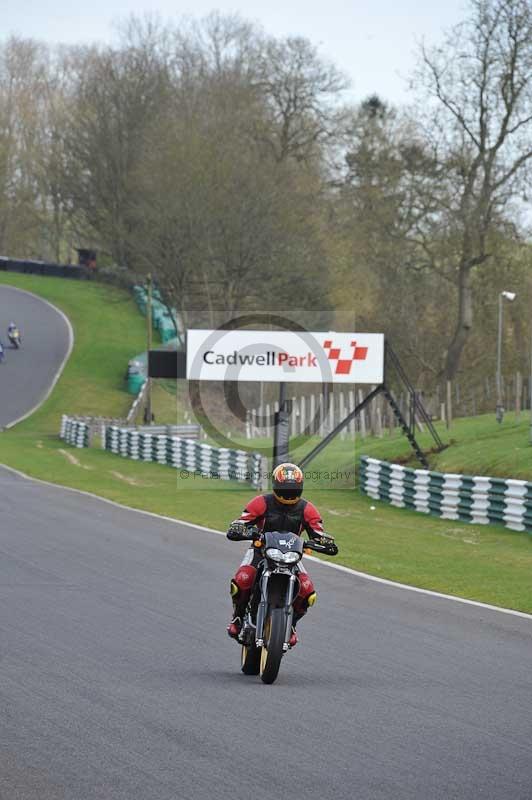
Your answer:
[234,565,256,590]
[293,572,315,618]
[296,572,315,600]
[233,565,257,603]
[303,501,324,537]
[238,495,268,528]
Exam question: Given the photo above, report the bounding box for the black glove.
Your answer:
[315,534,338,556]
[227,521,254,541]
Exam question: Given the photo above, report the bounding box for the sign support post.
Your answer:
[272,382,291,467]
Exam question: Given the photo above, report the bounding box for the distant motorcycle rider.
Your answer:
[226,462,336,648]
[7,322,20,345]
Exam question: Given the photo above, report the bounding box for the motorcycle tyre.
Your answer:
[241,644,261,675]
[260,608,285,685]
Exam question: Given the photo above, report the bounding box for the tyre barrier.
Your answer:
[60,415,90,448]
[360,455,532,534]
[104,425,264,487]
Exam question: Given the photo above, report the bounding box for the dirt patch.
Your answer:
[110,470,153,488]
[58,449,93,470]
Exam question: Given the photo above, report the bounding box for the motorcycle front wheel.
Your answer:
[259,608,285,685]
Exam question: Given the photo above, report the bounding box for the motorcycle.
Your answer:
[0,343,4,363]
[238,528,338,684]
[8,329,21,348]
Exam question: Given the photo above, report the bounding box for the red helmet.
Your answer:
[272,462,304,505]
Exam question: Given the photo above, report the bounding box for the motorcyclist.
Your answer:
[7,322,20,342]
[0,339,4,361]
[226,462,336,648]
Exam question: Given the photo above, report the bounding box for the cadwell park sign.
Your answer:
[147,326,442,468]
[186,330,384,384]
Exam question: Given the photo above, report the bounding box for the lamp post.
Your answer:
[496,290,516,423]
[145,273,153,425]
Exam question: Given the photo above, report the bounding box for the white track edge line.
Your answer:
[1,463,531,622]
[1,285,74,429]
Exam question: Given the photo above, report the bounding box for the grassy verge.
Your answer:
[1,273,532,614]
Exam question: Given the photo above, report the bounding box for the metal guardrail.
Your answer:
[0,256,94,280]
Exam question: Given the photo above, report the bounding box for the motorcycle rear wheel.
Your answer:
[259,608,285,685]
[241,644,261,675]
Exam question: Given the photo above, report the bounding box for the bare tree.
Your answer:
[61,34,169,266]
[0,37,51,256]
[255,36,349,164]
[414,0,532,379]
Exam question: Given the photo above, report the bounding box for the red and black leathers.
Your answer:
[239,493,324,539]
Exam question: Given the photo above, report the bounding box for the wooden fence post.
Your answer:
[290,397,297,436]
[339,392,346,440]
[348,389,355,437]
[357,389,367,437]
[308,395,314,434]
[299,395,306,435]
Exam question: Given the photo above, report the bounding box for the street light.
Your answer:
[496,290,516,423]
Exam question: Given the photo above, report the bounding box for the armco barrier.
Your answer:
[0,256,93,280]
[104,425,265,488]
[359,455,532,534]
[60,415,90,447]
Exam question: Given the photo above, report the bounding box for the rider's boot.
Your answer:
[227,613,243,639]
[289,626,298,648]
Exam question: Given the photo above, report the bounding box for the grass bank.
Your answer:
[1,273,532,614]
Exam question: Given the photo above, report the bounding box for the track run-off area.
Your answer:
[0,466,531,800]
[0,284,72,429]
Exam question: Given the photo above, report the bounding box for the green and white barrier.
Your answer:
[360,455,532,534]
[104,425,264,488]
[60,415,90,448]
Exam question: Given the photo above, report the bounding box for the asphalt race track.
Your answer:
[0,285,71,428]
[0,467,531,800]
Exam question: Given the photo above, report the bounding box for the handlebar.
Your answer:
[228,523,338,555]
[248,529,338,557]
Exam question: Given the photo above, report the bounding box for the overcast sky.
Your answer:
[4,0,470,106]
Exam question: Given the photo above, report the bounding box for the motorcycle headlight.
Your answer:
[280,551,301,564]
[266,548,284,561]
[266,548,301,564]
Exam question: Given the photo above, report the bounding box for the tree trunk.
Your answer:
[444,264,473,381]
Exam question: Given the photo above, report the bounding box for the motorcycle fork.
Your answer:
[255,569,271,647]
[282,575,297,652]
[255,570,297,651]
